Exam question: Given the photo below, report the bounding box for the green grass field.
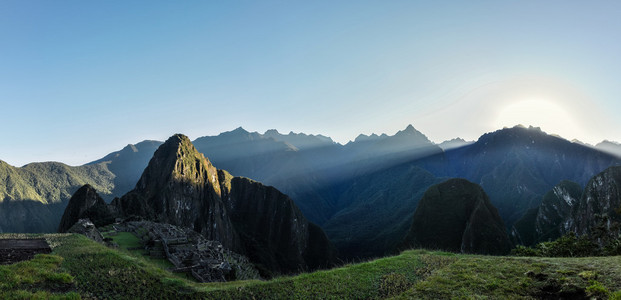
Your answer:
[2,234,621,299]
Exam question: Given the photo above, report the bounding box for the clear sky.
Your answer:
[2,1,621,166]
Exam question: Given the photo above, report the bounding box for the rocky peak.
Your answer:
[111,134,336,275]
[136,134,221,196]
[58,184,114,233]
[573,166,621,236]
[402,178,511,255]
[112,134,237,250]
[511,180,583,246]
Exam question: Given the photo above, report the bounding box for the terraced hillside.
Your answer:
[2,234,620,299]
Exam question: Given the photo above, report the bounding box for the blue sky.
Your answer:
[2,1,621,166]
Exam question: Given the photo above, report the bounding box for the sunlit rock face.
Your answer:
[402,178,511,255]
[511,167,621,246]
[110,134,336,276]
[111,134,239,250]
[511,180,582,246]
[572,166,621,236]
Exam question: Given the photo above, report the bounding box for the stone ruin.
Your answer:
[108,220,260,283]
[0,238,52,265]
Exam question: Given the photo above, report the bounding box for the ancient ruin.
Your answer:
[107,220,260,282]
[0,238,52,265]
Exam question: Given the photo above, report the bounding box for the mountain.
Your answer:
[193,125,447,258]
[263,129,335,151]
[4,124,621,260]
[437,138,473,151]
[322,165,442,259]
[88,140,162,200]
[401,178,511,255]
[595,140,621,158]
[442,125,621,228]
[110,134,335,276]
[0,160,115,232]
[58,184,115,233]
[217,170,336,274]
[344,124,443,170]
[511,166,621,247]
[572,166,621,236]
[111,134,242,250]
[510,180,582,246]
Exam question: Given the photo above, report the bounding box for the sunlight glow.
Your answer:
[494,99,583,140]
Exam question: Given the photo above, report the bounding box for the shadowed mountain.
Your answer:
[88,140,163,199]
[58,184,114,233]
[263,129,335,151]
[402,178,511,255]
[595,140,621,158]
[510,180,582,246]
[193,125,444,225]
[110,134,336,276]
[572,166,621,237]
[442,125,621,228]
[343,125,443,173]
[322,165,442,259]
[5,124,621,260]
[438,138,473,151]
[511,166,621,246]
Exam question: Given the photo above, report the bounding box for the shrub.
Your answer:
[513,233,600,257]
[511,245,539,256]
[585,280,609,299]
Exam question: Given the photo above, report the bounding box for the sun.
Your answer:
[493,98,582,139]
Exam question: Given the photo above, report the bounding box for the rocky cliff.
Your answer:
[111,134,239,250]
[512,167,621,246]
[572,166,621,236]
[402,178,511,255]
[511,180,582,245]
[111,134,335,275]
[58,184,115,233]
[218,170,336,275]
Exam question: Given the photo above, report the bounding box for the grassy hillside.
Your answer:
[2,234,621,299]
[0,161,115,233]
[0,161,114,204]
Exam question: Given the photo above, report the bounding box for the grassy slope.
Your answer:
[3,234,621,299]
[0,161,114,204]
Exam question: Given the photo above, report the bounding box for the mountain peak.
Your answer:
[265,129,280,135]
[232,126,248,133]
[136,133,219,195]
[165,133,191,146]
[395,124,421,135]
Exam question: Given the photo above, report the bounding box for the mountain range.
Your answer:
[2,125,621,260]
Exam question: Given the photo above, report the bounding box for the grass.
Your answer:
[0,254,79,299]
[103,231,177,271]
[3,233,621,299]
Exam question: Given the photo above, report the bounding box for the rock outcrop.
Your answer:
[218,170,336,274]
[402,178,511,255]
[58,184,114,233]
[110,134,239,250]
[572,166,621,236]
[511,180,582,246]
[66,218,105,243]
[111,134,336,276]
[512,167,621,246]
